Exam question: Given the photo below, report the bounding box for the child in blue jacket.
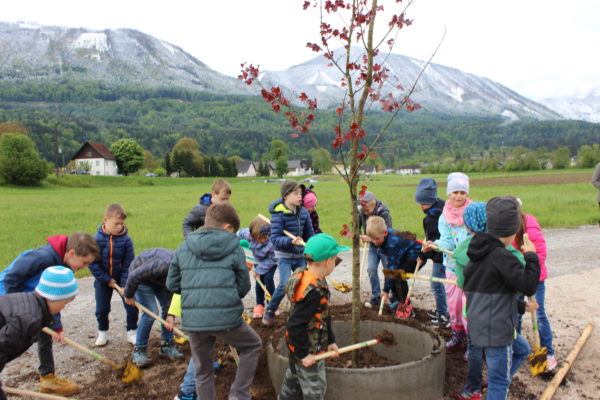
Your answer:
[262,179,315,326]
[89,203,138,346]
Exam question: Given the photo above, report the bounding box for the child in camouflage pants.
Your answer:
[278,234,348,400]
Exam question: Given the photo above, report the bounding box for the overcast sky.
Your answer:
[3,0,599,100]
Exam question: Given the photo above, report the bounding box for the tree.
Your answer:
[0,122,28,136]
[311,148,332,174]
[551,146,571,169]
[0,133,49,185]
[171,137,203,176]
[270,140,288,178]
[110,138,144,175]
[577,144,600,168]
[240,0,429,365]
[164,152,172,175]
[143,150,158,171]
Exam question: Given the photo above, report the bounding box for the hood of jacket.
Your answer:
[269,198,295,215]
[199,193,212,206]
[97,223,128,238]
[467,232,504,262]
[186,228,240,261]
[46,235,69,260]
[423,198,445,216]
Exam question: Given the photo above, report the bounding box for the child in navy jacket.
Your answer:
[89,203,138,346]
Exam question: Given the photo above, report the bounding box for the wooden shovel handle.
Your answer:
[530,297,541,349]
[257,213,306,246]
[113,284,188,339]
[42,327,120,370]
[2,385,75,400]
[404,258,424,304]
[407,273,457,285]
[314,338,379,361]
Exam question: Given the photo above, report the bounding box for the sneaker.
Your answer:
[389,301,399,311]
[133,346,151,367]
[253,304,265,318]
[364,296,381,309]
[39,373,78,396]
[446,330,467,351]
[95,330,108,347]
[427,309,438,319]
[126,329,137,345]
[262,309,275,326]
[160,340,184,360]
[546,355,557,372]
[454,387,482,400]
[430,313,451,328]
[174,392,198,400]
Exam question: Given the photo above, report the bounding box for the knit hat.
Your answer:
[414,178,438,205]
[446,172,470,195]
[360,191,375,203]
[304,233,351,262]
[281,179,301,198]
[486,196,521,238]
[303,192,317,208]
[35,266,78,301]
[463,202,487,233]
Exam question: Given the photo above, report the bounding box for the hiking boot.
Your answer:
[95,330,108,347]
[253,304,265,318]
[126,329,137,345]
[364,296,381,309]
[454,387,482,400]
[39,373,78,396]
[174,392,198,400]
[430,313,451,328]
[160,340,183,360]
[262,309,276,326]
[133,346,151,367]
[547,355,558,372]
[446,330,467,351]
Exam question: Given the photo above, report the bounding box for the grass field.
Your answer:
[1,169,598,271]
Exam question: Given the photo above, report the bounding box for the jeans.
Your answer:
[466,336,483,392]
[431,262,449,317]
[37,328,54,375]
[94,279,138,331]
[180,359,196,395]
[134,284,173,347]
[267,257,305,314]
[483,335,530,400]
[189,323,262,400]
[516,281,554,356]
[367,245,384,298]
[256,266,276,307]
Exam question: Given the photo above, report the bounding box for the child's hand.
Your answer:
[253,271,260,279]
[108,279,117,289]
[360,235,372,243]
[421,240,435,252]
[522,234,536,254]
[165,315,175,331]
[124,296,136,306]
[302,354,316,367]
[291,236,304,246]
[327,343,340,358]
[246,262,253,271]
[51,331,65,343]
[525,298,539,313]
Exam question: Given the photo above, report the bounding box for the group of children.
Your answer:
[0,173,557,400]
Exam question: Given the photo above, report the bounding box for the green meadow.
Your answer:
[1,169,597,271]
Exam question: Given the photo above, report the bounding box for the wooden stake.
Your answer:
[539,322,595,400]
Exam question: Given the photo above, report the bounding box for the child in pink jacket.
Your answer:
[512,206,557,372]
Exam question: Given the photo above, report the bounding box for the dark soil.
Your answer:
[19,304,539,400]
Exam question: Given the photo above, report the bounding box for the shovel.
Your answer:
[257,213,307,246]
[313,330,397,361]
[383,268,458,285]
[2,386,77,400]
[528,299,548,376]
[395,258,424,319]
[42,327,142,384]
[113,284,189,340]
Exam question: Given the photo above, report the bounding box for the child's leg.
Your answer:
[484,345,512,400]
[431,262,449,317]
[366,245,382,299]
[94,279,113,331]
[267,258,294,314]
[465,336,483,392]
[294,360,327,400]
[535,281,555,356]
[217,323,262,400]
[133,284,157,347]
[255,274,266,306]
[277,360,303,400]
[444,270,465,331]
[264,266,276,300]
[120,294,139,332]
[179,359,196,396]
[37,329,54,375]
[156,287,175,343]
[510,334,530,378]
[189,332,217,400]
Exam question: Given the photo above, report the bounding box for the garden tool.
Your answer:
[314,329,397,361]
[257,213,307,246]
[528,298,548,376]
[113,284,189,340]
[415,239,454,256]
[383,268,458,285]
[252,270,272,301]
[42,327,142,384]
[360,241,368,283]
[2,385,77,400]
[330,279,352,293]
[396,258,424,319]
[378,293,387,316]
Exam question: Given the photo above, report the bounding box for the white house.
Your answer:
[71,142,118,176]
[397,165,421,175]
[287,159,313,176]
[235,161,258,177]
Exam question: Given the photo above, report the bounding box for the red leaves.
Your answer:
[299,92,318,110]
[340,224,354,239]
[359,185,368,197]
[306,42,322,52]
[303,1,311,10]
[403,96,421,113]
[389,13,413,29]
[238,63,260,85]
[325,0,349,13]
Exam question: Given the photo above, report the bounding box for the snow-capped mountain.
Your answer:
[0,21,251,94]
[539,88,600,123]
[259,47,562,121]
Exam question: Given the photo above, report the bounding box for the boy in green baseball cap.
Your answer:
[278,234,349,399]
